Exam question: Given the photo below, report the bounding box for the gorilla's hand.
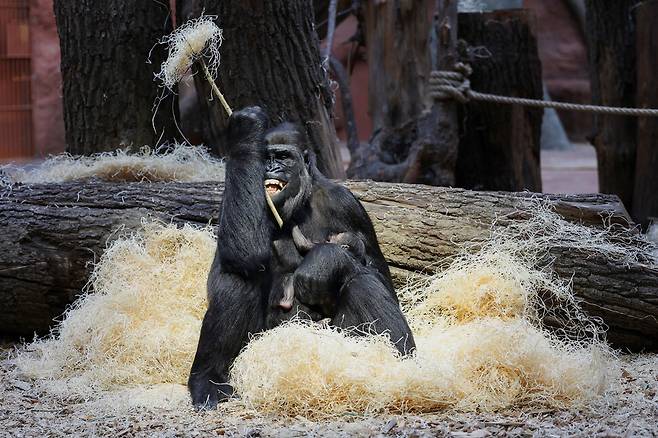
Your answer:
[226,106,269,157]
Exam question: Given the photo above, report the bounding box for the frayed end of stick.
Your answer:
[156,15,223,89]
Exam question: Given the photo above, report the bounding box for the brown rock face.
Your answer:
[29,0,65,157]
[524,0,592,141]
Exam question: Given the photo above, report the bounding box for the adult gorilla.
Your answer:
[188,107,415,408]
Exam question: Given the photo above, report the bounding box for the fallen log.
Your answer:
[1,181,656,351]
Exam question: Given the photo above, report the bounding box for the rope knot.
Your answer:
[429,63,473,104]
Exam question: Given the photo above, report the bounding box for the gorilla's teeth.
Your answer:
[264,179,286,190]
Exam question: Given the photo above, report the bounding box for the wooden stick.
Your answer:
[199,59,233,117]
[265,190,284,228]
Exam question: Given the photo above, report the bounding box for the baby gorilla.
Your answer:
[278,227,367,314]
[279,227,414,353]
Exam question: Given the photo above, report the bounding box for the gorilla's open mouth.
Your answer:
[265,179,287,196]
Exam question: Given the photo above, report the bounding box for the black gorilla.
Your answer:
[188,107,415,408]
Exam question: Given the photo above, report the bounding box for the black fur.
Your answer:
[188,107,416,409]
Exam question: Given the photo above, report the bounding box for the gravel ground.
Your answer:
[1,347,656,438]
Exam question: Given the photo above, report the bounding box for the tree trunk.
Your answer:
[422,0,460,186]
[1,181,656,351]
[456,10,543,192]
[347,0,457,186]
[53,0,178,155]
[314,0,352,39]
[633,0,658,229]
[179,0,345,179]
[585,0,641,209]
[364,0,429,137]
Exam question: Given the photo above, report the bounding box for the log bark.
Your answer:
[179,0,345,178]
[1,181,656,351]
[53,0,179,154]
[457,10,543,192]
[585,0,642,209]
[633,1,658,229]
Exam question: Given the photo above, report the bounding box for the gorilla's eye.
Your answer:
[274,151,291,160]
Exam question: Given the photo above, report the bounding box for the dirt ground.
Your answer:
[1,343,656,438]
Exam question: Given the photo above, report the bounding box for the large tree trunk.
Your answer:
[179,0,344,179]
[585,0,641,210]
[347,0,458,186]
[1,181,656,351]
[633,0,658,229]
[53,0,178,154]
[457,10,543,192]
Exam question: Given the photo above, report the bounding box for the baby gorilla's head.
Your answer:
[326,232,366,264]
[291,226,366,264]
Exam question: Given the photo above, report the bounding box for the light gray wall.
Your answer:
[458,0,523,12]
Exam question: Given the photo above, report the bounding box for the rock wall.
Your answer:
[524,0,591,141]
[29,0,65,157]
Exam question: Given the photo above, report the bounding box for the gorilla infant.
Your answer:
[278,227,367,313]
[188,107,415,408]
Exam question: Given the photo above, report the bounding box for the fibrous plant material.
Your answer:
[155,14,232,117]
[12,206,626,417]
[13,221,214,401]
[1,144,225,185]
[231,247,613,417]
[649,224,658,260]
[155,15,223,91]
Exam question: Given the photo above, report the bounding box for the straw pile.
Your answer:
[230,210,619,417]
[2,144,224,185]
[14,221,214,402]
[13,207,631,417]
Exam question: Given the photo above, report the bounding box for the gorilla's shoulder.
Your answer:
[311,178,372,233]
[314,178,363,208]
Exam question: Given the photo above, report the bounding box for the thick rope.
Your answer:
[429,69,658,117]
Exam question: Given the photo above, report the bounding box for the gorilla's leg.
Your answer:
[188,272,266,409]
[333,274,416,356]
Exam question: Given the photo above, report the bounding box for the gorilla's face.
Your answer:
[264,144,305,204]
[264,123,312,221]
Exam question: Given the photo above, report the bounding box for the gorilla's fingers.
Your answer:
[292,225,315,253]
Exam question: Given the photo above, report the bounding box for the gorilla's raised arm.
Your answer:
[216,107,274,276]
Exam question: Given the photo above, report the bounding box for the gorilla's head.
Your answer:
[327,232,366,264]
[264,123,313,221]
[291,226,366,265]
